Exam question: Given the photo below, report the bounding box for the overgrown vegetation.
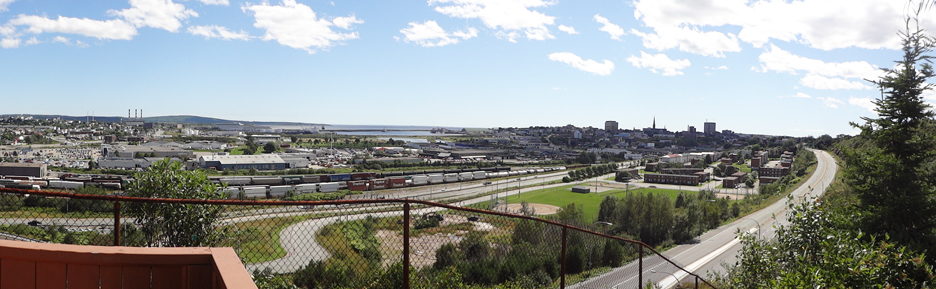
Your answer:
[718,17,936,288]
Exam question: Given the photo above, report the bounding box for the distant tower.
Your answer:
[704,121,716,135]
[652,117,656,129]
[604,120,618,134]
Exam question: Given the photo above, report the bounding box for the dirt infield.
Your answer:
[493,203,562,215]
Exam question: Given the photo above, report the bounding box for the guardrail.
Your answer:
[0,187,716,289]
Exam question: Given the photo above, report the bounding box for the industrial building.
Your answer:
[198,155,288,171]
[0,163,47,178]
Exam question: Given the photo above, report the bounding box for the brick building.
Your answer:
[644,173,702,186]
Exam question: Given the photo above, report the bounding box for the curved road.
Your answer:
[569,149,837,288]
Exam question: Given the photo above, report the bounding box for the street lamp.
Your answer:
[738,216,761,238]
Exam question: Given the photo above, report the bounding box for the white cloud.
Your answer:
[631,0,915,54]
[629,26,740,58]
[780,92,812,99]
[9,15,137,40]
[548,52,614,76]
[705,65,728,70]
[593,14,624,40]
[244,0,361,53]
[817,96,843,108]
[23,36,37,45]
[0,37,19,48]
[848,97,876,112]
[198,0,229,5]
[109,0,197,32]
[759,44,879,90]
[399,20,477,47]
[429,0,556,41]
[0,0,14,12]
[800,74,872,90]
[557,25,577,34]
[188,25,250,40]
[332,15,363,30]
[52,36,69,44]
[626,51,690,76]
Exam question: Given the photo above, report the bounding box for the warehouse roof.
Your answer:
[0,163,46,168]
[199,154,286,165]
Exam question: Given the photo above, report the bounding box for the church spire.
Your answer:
[653,116,656,129]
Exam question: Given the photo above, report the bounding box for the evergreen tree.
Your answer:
[844,23,936,249]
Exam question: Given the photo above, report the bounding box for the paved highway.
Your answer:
[569,149,837,288]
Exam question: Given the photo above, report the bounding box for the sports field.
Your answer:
[503,183,684,222]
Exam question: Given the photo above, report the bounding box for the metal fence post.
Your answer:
[695,275,699,289]
[403,202,410,289]
[638,244,643,288]
[113,201,121,246]
[561,226,567,289]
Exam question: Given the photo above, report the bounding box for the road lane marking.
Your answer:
[656,227,756,288]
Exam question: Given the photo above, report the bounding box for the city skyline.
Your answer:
[1,0,932,137]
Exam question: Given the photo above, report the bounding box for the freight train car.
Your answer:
[330,174,352,182]
[269,185,293,198]
[242,186,268,198]
[251,177,283,186]
[319,182,340,193]
[294,183,318,194]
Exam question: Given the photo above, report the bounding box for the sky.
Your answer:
[1,0,935,137]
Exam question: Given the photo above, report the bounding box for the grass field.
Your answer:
[504,184,685,222]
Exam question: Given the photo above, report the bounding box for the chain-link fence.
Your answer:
[0,187,715,289]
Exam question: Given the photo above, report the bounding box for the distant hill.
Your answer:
[1,114,325,126]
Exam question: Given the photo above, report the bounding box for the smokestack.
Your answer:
[140,109,142,120]
[128,109,131,120]
[135,109,138,119]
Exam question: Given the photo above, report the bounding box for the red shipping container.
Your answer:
[388,177,406,188]
[370,178,388,190]
[348,180,368,191]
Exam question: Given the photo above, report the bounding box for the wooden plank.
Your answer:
[186,265,213,289]
[67,264,100,289]
[36,262,66,289]
[122,266,150,289]
[152,266,184,289]
[100,266,122,289]
[1,259,35,289]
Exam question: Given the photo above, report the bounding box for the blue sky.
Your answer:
[1,0,933,137]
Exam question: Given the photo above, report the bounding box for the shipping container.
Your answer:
[388,177,406,188]
[370,178,389,190]
[443,173,459,183]
[269,185,294,197]
[242,186,268,198]
[294,183,317,194]
[218,177,251,186]
[351,172,376,181]
[251,177,283,185]
[319,182,340,193]
[458,172,474,181]
[330,174,352,182]
[412,175,429,186]
[348,180,368,191]
[301,175,322,183]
